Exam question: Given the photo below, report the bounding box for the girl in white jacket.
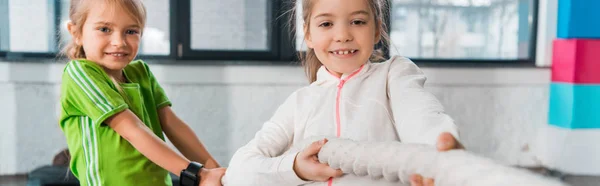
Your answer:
[226,0,463,185]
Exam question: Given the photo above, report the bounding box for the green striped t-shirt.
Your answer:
[59,59,172,186]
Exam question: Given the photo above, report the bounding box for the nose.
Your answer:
[110,33,127,47]
[333,24,353,43]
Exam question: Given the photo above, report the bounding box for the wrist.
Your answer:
[180,161,204,186]
[293,153,308,181]
[198,167,208,178]
[198,167,209,183]
[204,158,220,168]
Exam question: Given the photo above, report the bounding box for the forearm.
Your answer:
[163,121,217,166]
[396,113,460,145]
[107,110,191,175]
[224,118,308,185]
[225,140,307,185]
[124,122,191,175]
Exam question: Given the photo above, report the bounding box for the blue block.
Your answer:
[549,83,600,129]
[557,0,600,38]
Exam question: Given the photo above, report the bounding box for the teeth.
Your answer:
[331,50,357,55]
[109,53,124,57]
[333,50,350,55]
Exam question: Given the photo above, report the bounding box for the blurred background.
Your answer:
[0,0,597,185]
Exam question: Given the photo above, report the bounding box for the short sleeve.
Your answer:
[61,60,129,125]
[140,61,171,109]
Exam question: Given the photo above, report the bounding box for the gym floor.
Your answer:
[0,175,27,186]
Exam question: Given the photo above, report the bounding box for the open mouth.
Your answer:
[105,52,129,57]
[329,49,359,58]
[329,49,358,55]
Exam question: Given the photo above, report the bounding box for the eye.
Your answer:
[126,29,139,35]
[318,22,332,27]
[351,20,367,25]
[98,27,111,33]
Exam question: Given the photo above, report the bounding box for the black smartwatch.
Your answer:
[180,161,204,186]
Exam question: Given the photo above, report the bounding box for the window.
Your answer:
[294,0,537,63]
[390,0,537,61]
[58,0,171,56]
[190,0,268,51]
[1,0,538,64]
[1,0,170,58]
[392,7,409,32]
[140,0,170,55]
[58,0,70,50]
[174,0,293,61]
[3,0,59,53]
[295,0,306,51]
[0,0,8,52]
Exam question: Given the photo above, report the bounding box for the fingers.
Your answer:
[313,164,343,181]
[436,132,457,151]
[410,174,423,186]
[333,169,343,177]
[423,178,434,186]
[206,168,227,186]
[311,154,319,162]
[214,167,227,174]
[216,168,226,186]
[303,138,327,157]
[321,166,343,178]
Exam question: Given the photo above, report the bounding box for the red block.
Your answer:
[552,39,600,84]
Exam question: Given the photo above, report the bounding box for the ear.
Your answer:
[304,24,314,49]
[374,22,382,44]
[67,21,81,45]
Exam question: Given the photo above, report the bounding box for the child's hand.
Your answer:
[434,132,464,151]
[410,132,463,186]
[293,138,343,182]
[199,167,226,186]
[410,174,434,186]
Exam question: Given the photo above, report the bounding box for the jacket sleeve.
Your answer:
[386,56,460,145]
[225,91,311,186]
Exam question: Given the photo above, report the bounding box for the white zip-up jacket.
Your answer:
[225,56,460,186]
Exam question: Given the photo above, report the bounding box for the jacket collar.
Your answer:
[314,62,371,85]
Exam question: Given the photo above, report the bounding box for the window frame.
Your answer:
[388,0,539,66]
[0,0,10,57]
[172,0,295,61]
[0,0,63,59]
[0,0,539,66]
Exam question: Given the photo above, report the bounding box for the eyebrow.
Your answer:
[94,21,141,28]
[313,10,370,20]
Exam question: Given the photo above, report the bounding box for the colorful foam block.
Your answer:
[549,83,600,129]
[557,0,600,38]
[552,39,600,84]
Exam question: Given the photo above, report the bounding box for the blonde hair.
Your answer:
[291,0,390,83]
[61,0,146,103]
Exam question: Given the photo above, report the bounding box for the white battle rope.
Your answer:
[223,138,568,186]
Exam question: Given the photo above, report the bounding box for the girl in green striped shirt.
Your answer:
[58,0,225,185]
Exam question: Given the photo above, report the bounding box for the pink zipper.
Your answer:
[328,65,364,186]
[335,80,346,137]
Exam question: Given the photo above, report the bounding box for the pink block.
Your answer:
[552,39,600,84]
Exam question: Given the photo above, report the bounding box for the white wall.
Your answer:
[0,59,551,175]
